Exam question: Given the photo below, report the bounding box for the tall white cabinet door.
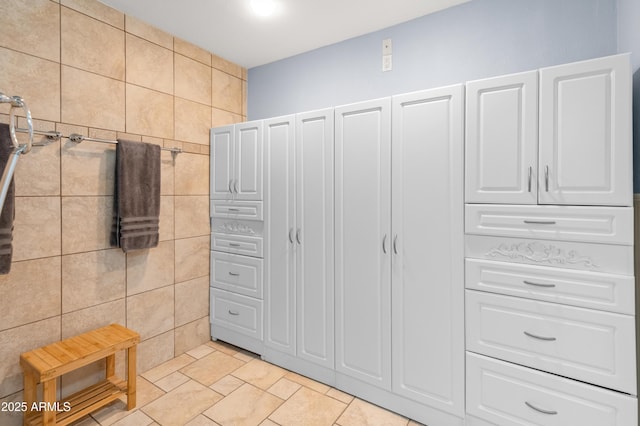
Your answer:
[335,98,392,389]
[235,121,263,200]
[465,71,538,204]
[210,125,235,200]
[391,86,465,417]
[539,53,632,206]
[263,116,296,355]
[295,108,335,369]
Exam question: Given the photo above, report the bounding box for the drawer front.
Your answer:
[466,259,635,314]
[211,288,262,340]
[465,235,634,276]
[467,352,638,426]
[465,204,633,245]
[211,252,263,298]
[466,290,636,394]
[211,233,263,257]
[210,200,263,220]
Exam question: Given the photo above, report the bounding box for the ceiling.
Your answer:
[99,0,470,69]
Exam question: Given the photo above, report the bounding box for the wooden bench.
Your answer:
[20,324,140,426]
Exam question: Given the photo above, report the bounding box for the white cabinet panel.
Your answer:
[335,98,392,389]
[466,71,538,204]
[391,86,464,415]
[211,288,262,340]
[466,259,635,314]
[210,125,235,199]
[466,290,636,394]
[264,115,296,355]
[539,53,632,206]
[211,233,263,257]
[467,352,637,426]
[235,121,263,200]
[296,108,335,369]
[210,200,263,221]
[465,204,634,245]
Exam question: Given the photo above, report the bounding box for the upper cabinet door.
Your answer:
[210,125,235,200]
[235,121,263,200]
[539,54,632,206]
[295,108,335,370]
[335,98,392,390]
[391,85,465,416]
[465,71,538,204]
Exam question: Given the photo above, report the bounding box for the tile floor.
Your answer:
[71,340,423,426]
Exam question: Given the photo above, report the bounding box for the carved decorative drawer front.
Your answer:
[211,233,263,257]
[211,288,262,340]
[466,352,637,426]
[465,258,635,314]
[465,235,634,275]
[465,204,633,245]
[211,252,263,298]
[466,290,636,394]
[210,200,263,220]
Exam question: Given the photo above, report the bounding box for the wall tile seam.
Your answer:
[175,314,209,329]
[211,104,244,116]
[126,282,177,299]
[174,50,214,69]
[0,45,62,68]
[0,312,64,334]
[175,94,214,110]
[61,295,127,316]
[60,4,125,34]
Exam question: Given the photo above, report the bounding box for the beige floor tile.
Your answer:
[326,388,355,404]
[206,340,239,356]
[90,378,164,425]
[231,359,287,390]
[267,378,302,400]
[111,410,155,426]
[336,398,408,426]
[233,350,258,363]
[284,371,331,394]
[70,416,100,425]
[185,415,221,426]
[259,420,279,426]
[186,344,216,359]
[203,383,283,426]
[268,387,347,426]
[210,375,245,396]
[181,351,245,386]
[154,371,191,392]
[142,380,223,426]
[142,353,195,383]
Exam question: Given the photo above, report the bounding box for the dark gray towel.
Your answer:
[0,124,14,274]
[111,139,161,252]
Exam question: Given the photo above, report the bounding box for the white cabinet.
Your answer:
[539,54,632,206]
[465,70,538,204]
[210,121,263,200]
[466,53,632,206]
[335,98,392,389]
[391,86,464,416]
[263,109,335,370]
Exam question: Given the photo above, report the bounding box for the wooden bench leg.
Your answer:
[126,345,137,410]
[105,354,115,379]
[23,370,36,426]
[42,378,56,426]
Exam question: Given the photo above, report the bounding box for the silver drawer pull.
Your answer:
[527,166,532,192]
[523,280,556,288]
[228,310,240,316]
[228,208,240,212]
[525,401,557,415]
[523,220,556,225]
[228,243,241,247]
[228,272,240,276]
[524,331,556,341]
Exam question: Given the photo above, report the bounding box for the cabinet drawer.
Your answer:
[210,200,263,220]
[466,290,636,393]
[465,204,633,245]
[211,252,263,298]
[466,259,635,314]
[211,233,263,257]
[211,288,262,340]
[467,352,637,426]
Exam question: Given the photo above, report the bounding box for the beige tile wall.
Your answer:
[0,0,246,413]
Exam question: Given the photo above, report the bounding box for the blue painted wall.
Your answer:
[248,0,617,119]
[617,0,640,192]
